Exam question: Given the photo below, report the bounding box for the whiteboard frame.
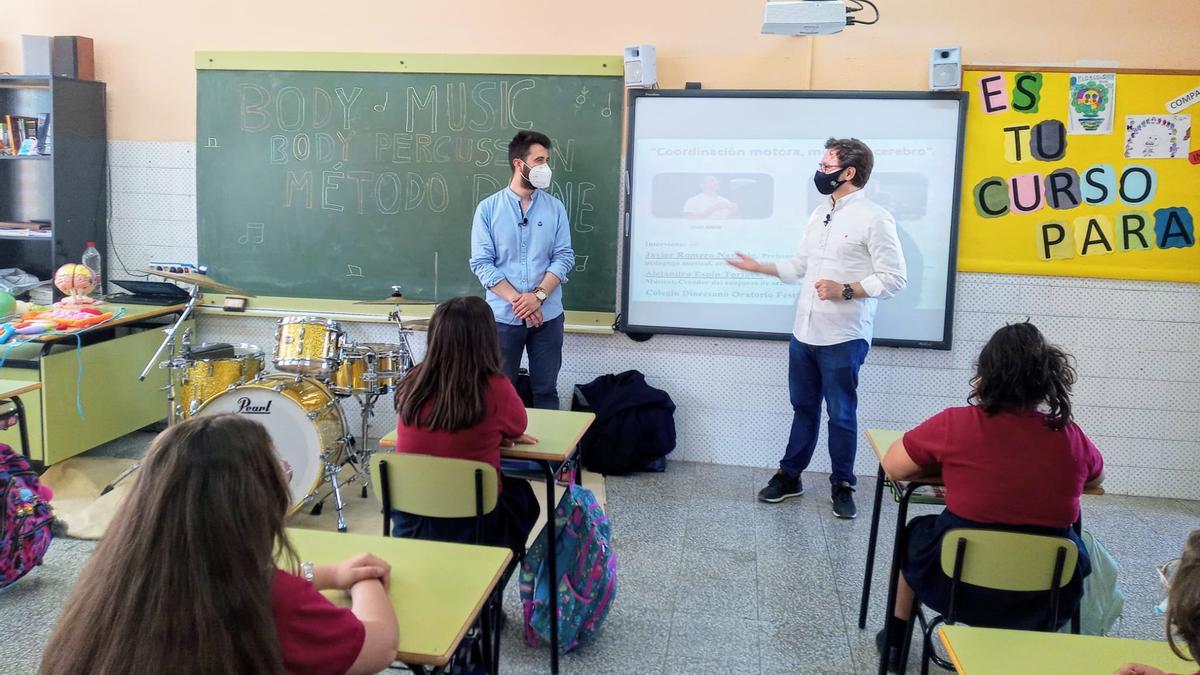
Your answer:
[619,88,970,350]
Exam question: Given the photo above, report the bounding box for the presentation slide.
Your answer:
[622,92,966,348]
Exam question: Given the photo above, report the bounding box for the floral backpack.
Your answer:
[519,484,617,652]
[1,443,54,589]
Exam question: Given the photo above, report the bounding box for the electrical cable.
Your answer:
[847,0,879,25]
[103,154,149,280]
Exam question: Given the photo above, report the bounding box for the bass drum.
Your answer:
[194,374,348,514]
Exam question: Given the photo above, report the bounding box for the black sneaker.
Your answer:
[831,481,858,519]
[757,471,804,503]
[875,627,902,673]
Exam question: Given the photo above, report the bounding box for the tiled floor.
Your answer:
[2,433,1197,674]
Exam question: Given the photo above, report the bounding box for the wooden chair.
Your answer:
[918,529,1080,674]
[369,453,514,674]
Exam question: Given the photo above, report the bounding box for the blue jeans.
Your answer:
[496,315,564,409]
[780,337,869,486]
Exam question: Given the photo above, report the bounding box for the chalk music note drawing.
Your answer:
[238,222,265,245]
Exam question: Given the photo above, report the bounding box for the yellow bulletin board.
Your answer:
[958,66,1200,283]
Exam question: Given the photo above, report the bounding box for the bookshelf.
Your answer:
[0,75,106,289]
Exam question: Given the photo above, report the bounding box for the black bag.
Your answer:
[571,370,676,475]
[515,368,535,407]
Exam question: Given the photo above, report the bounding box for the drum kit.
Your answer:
[105,271,432,533]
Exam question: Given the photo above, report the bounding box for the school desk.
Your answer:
[0,303,191,466]
[380,407,596,674]
[0,380,40,458]
[863,428,1105,674]
[287,527,512,672]
[938,625,1194,675]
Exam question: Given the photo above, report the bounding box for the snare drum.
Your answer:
[273,316,343,377]
[177,344,265,418]
[331,343,405,396]
[194,374,348,514]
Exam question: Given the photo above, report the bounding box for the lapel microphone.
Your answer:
[823,213,832,226]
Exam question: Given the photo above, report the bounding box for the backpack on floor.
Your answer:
[572,370,676,475]
[1,443,54,589]
[519,484,617,652]
[1060,530,1124,636]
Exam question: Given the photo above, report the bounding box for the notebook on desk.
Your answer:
[105,280,191,306]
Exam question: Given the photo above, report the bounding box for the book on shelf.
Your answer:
[0,221,52,238]
[36,113,51,154]
[2,114,48,156]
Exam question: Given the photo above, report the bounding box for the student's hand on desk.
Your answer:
[1113,664,1168,675]
[331,553,391,591]
[502,433,539,447]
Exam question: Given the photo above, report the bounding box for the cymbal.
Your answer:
[142,269,255,297]
[353,296,435,306]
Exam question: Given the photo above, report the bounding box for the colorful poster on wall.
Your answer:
[958,69,1200,284]
[1124,114,1190,159]
[1068,73,1117,134]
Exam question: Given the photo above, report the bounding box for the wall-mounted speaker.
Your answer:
[623,45,657,88]
[929,46,961,90]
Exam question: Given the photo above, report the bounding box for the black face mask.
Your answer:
[813,168,846,195]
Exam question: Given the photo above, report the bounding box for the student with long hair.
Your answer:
[392,295,540,553]
[40,415,399,675]
[1115,530,1200,675]
[877,322,1105,670]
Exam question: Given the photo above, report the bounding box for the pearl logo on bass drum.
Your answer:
[236,397,273,414]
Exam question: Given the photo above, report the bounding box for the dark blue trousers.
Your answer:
[780,337,869,486]
[496,315,564,410]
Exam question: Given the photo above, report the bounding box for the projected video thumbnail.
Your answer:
[652,173,774,219]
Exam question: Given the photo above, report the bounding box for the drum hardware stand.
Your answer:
[310,454,350,533]
[308,437,356,533]
[101,285,203,496]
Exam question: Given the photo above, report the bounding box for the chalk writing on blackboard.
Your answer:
[238,222,265,245]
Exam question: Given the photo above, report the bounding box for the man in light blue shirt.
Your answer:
[470,130,575,409]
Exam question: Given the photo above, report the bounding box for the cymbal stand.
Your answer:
[350,358,384,498]
[101,284,202,495]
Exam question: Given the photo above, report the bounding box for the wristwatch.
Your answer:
[841,283,854,300]
[533,287,548,303]
[301,561,315,584]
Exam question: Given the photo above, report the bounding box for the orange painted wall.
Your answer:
[4,0,1198,141]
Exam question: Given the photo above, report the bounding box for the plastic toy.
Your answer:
[53,264,99,307]
[0,306,114,344]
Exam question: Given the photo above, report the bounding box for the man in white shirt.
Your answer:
[728,138,906,518]
[683,175,738,218]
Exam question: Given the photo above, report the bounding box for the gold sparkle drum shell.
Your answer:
[194,374,348,514]
[273,316,343,377]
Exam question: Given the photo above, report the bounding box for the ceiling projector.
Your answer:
[762,1,851,35]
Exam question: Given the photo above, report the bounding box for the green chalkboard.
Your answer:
[196,59,622,311]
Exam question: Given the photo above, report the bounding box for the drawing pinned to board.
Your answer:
[1124,115,1190,159]
[1068,73,1116,134]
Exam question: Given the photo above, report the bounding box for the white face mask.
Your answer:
[523,162,553,189]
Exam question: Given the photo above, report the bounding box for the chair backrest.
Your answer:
[369,453,499,519]
[940,528,1079,592]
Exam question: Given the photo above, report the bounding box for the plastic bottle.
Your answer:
[81,241,103,298]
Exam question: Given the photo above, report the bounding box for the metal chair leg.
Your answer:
[539,459,561,674]
[879,482,923,675]
[860,464,887,628]
[920,616,945,675]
